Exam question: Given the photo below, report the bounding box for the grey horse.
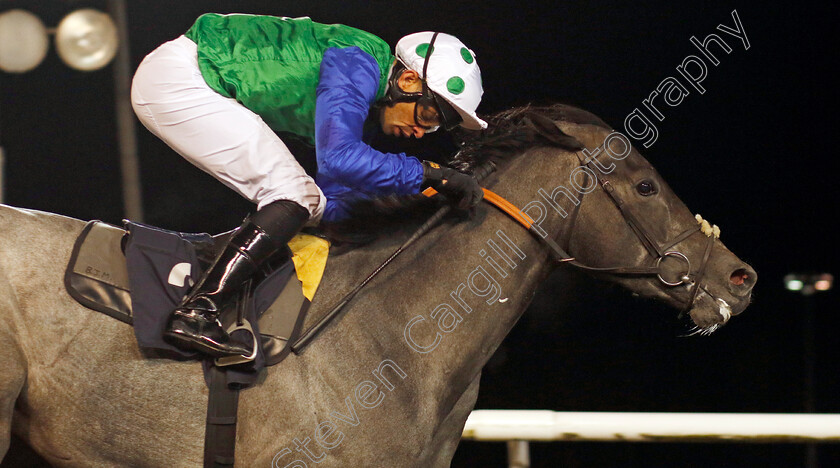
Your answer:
[0,105,755,467]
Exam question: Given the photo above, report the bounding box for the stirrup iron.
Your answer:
[215,319,259,367]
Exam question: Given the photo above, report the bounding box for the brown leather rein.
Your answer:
[426,155,718,318]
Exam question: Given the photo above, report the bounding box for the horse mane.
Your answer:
[323,103,611,245]
[450,103,610,171]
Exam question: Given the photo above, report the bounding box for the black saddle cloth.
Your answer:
[60,220,305,388]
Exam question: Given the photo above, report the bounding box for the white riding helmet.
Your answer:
[395,31,487,130]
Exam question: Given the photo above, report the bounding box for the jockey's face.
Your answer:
[380,70,440,138]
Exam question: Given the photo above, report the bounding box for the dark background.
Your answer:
[1,1,837,467]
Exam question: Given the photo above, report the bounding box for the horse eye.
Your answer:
[636,180,657,196]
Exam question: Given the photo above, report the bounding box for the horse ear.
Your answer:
[524,112,584,151]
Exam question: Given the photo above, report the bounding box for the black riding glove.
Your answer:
[422,161,484,210]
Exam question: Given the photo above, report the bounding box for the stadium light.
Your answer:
[0,8,118,73]
[56,9,119,71]
[785,273,833,296]
[0,3,140,220]
[0,9,49,73]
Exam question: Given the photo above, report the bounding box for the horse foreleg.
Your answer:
[420,372,482,468]
[0,331,26,461]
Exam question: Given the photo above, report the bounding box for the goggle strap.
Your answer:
[422,32,462,130]
[421,32,440,80]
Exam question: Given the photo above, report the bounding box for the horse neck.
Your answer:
[301,146,580,408]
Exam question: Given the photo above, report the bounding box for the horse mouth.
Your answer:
[685,288,732,336]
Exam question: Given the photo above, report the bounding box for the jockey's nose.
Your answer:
[410,126,427,138]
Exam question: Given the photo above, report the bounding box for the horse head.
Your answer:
[455,104,756,333]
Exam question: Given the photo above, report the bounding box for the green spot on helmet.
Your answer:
[460,47,474,64]
[447,76,465,95]
[415,43,433,58]
[396,31,487,130]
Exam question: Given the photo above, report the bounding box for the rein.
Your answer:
[292,151,719,353]
[291,162,498,353]
[462,151,719,319]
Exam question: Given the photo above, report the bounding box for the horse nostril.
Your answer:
[727,266,756,306]
[730,268,749,286]
[729,266,756,292]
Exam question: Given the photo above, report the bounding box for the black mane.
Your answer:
[323,103,611,244]
[451,103,610,172]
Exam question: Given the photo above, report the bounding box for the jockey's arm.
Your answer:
[314,47,425,197]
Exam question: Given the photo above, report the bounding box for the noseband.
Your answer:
[476,150,719,318]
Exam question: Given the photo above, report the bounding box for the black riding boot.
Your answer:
[163,200,310,358]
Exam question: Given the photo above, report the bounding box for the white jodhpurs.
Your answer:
[130,35,325,224]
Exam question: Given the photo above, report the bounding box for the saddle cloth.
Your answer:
[64,220,329,369]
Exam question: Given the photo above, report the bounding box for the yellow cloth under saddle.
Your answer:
[287,234,330,300]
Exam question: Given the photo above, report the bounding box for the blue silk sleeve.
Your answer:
[315,47,424,221]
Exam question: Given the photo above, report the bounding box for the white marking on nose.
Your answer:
[717,298,732,322]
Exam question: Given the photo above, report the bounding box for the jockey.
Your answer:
[130,13,487,359]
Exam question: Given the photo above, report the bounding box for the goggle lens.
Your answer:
[414,96,441,132]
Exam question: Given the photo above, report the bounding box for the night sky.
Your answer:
[1,1,837,467]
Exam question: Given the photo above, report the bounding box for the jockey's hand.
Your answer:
[422,161,484,210]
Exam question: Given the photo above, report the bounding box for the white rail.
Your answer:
[463,410,840,443]
[462,410,840,468]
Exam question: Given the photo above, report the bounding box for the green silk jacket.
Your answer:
[185,13,394,144]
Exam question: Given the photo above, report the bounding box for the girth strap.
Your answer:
[204,365,241,468]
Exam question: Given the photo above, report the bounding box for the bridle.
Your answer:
[472,150,719,319]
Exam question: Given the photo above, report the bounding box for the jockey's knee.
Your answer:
[258,182,325,226]
[253,200,311,246]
